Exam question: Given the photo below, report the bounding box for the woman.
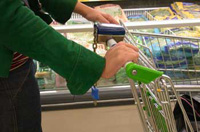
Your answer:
[0,0,139,131]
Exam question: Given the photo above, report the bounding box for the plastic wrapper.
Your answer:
[128,15,160,33]
[149,8,174,20]
[67,19,91,25]
[171,2,200,12]
[171,2,200,19]
[127,15,148,22]
[94,4,128,22]
[67,32,94,44]
[181,10,200,19]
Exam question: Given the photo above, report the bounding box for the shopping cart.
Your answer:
[124,21,200,132]
[94,20,200,132]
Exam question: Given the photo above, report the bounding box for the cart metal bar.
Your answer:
[53,19,200,33]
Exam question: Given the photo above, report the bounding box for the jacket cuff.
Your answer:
[67,46,105,95]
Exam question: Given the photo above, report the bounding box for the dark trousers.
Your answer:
[0,59,42,132]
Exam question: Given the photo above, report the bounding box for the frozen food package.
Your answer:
[171,2,200,18]
[171,2,200,12]
[67,32,94,44]
[127,14,148,22]
[164,15,182,20]
[94,4,128,22]
[149,8,174,20]
[67,32,107,56]
[194,26,200,32]
[180,10,200,19]
[67,18,91,25]
[35,71,56,89]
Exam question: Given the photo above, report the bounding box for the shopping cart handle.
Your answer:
[107,39,163,84]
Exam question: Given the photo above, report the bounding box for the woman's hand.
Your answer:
[74,2,118,24]
[101,42,139,78]
[84,9,119,24]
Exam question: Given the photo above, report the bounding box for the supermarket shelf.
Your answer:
[41,84,200,110]
[53,19,200,33]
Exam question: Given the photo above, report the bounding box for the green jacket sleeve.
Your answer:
[39,0,77,24]
[0,0,105,95]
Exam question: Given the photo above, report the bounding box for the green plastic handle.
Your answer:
[125,62,163,84]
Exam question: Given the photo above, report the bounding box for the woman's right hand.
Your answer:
[101,41,139,78]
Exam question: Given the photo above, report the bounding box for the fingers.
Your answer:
[97,14,110,24]
[126,50,139,63]
[112,43,139,63]
[102,13,119,24]
[102,42,139,79]
[116,41,139,52]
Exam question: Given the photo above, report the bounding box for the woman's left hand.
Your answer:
[84,9,119,24]
[74,2,118,24]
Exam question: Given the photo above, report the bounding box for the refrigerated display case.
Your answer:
[40,1,200,110]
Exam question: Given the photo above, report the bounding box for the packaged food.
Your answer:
[171,2,200,12]
[127,15,148,22]
[67,32,94,44]
[149,8,174,20]
[35,61,56,89]
[94,4,128,22]
[67,19,91,25]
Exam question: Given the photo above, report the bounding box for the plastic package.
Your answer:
[149,8,174,20]
[127,14,148,22]
[94,4,128,22]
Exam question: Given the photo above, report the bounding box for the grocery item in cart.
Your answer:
[94,4,128,22]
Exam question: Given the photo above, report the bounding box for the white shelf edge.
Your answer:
[53,19,200,33]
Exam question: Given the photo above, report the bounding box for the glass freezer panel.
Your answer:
[38,4,200,101]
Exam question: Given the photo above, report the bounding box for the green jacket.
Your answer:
[0,0,105,95]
